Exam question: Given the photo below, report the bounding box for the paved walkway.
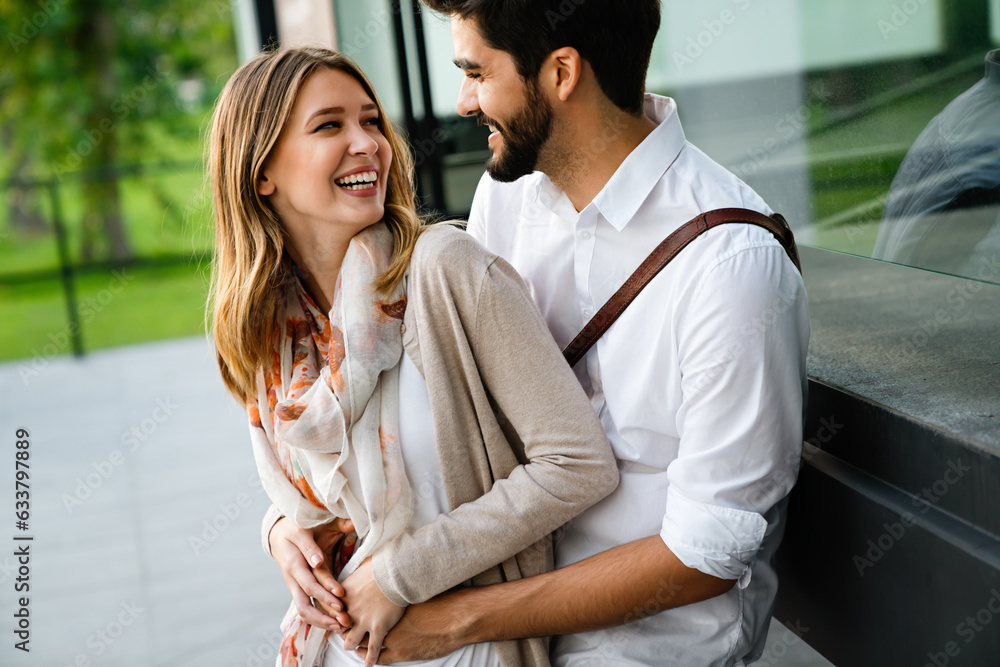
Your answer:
[0,337,831,666]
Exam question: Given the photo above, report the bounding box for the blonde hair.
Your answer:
[207,47,424,402]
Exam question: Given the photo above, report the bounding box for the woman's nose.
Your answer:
[348,124,379,155]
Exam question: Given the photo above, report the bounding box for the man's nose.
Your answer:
[457,76,479,118]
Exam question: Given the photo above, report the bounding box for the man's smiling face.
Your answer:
[451,16,554,182]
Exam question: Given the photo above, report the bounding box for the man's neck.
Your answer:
[546,110,658,213]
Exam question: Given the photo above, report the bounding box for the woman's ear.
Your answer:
[546,47,583,103]
[257,171,276,197]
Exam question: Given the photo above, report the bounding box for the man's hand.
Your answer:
[340,557,406,667]
[269,515,355,631]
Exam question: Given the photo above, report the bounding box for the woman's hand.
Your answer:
[340,557,406,667]
[269,515,355,631]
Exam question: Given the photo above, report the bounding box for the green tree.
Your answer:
[0,0,238,262]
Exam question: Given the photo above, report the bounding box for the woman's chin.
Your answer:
[342,208,386,233]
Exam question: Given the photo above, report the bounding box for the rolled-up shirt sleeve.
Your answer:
[661,242,809,588]
[660,486,767,588]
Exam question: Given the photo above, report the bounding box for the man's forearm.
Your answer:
[452,535,736,643]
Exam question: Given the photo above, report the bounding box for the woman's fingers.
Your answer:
[286,547,342,612]
[342,624,368,653]
[283,524,345,603]
[289,523,329,571]
[282,568,342,630]
[305,519,354,598]
[363,629,386,667]
[338,557,406,661]
[271,516,360,631]
[271,525,342,630]
[314,593,353,628]
[314,517,355,552]
[330,517,355,535]
[312,558,346,600]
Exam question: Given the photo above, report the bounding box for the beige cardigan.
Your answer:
[260,224,619,666]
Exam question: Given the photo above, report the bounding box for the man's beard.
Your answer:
[481,79,553,183]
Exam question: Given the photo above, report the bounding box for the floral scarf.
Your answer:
[247,222,413,667]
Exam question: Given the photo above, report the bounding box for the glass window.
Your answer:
[994,0,1000,42]
[333,0,407,120]
[333,0,999,288]
[641,0,998,287]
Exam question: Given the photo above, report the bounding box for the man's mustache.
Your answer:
[476,113,503,135]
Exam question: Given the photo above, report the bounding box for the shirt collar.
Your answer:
[589,93,687,231]
[987,49,1000,84]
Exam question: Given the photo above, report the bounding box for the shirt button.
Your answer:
[578,231,592,241]
[582,308,595,319]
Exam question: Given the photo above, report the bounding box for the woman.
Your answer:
[207,47,617,667]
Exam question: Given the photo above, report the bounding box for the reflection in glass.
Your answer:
[872,49,1000,282]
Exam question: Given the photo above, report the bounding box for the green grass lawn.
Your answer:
[0,263,211,363]
[0,169,214,275]
[0,113,218,362]
[0,167,216,363]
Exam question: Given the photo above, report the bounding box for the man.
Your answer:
[872,48,1000,279]
[265,1,809,664]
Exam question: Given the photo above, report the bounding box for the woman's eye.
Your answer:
[364,117,381,126]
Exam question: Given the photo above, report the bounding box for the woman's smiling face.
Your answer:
[258,66,393,243]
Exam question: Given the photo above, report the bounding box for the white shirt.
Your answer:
[321,353,500,667]
[467,94,810,667]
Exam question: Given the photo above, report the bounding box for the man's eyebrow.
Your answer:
[454,58,481,71]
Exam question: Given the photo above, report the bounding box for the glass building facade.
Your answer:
[252,2,1000,664]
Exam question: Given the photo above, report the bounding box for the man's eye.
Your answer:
[465,71,481,80]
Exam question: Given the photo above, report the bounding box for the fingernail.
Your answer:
[310,554,321,567]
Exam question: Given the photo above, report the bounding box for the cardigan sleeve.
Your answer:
[261,502,284,560]
[371,228,619,606]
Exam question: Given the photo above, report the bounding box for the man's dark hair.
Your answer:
[421,0,661,115]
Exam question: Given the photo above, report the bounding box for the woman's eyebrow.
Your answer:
[306,104,378,124]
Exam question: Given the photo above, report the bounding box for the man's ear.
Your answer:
[257,170,275,197]
[545,47,584,103]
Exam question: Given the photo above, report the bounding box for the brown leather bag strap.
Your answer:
[561,208,802,368]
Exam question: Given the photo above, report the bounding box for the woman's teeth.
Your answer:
[335,170,378,190]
